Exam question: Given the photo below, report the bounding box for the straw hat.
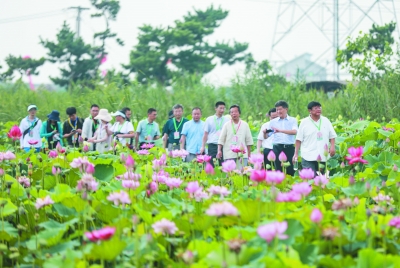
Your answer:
[95,109,112,122]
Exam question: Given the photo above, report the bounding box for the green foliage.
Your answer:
[337,22,396,80]
[123,5,253,84]
[1,55,45,80]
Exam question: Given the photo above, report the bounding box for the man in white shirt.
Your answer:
[294,101,337,175]
[82,104,100,151]
[19,104,42,152]
[200,101,228,167]
[256,108,278,169]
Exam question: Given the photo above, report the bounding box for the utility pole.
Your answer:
[69,6,89,38]
[333,0,339,80]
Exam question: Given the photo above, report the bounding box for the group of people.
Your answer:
[18,99,337,175]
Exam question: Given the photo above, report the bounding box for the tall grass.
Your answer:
[1,73,399,126]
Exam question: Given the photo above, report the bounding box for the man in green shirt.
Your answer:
[162,104,188,151]
[135,108,161,149]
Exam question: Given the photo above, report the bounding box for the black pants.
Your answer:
[207,143,222,167]
[263,148,273,169]
[302,159,326,176]
[272,144,295,176]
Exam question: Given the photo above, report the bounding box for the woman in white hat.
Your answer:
[87,109,113,153]
[110,111,135,147]
[19,104,42,153]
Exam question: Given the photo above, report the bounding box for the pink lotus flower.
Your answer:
[152,218,178,235]
[345,146,368,165]
[165,177,183,189]
[299,168,315,180]
[231,145,246,154]
[149,181,158,194]
[207,185,230,197]
[83,145,89,152]
[3,151,16,160]
[85,226,115,242]
[28,140,38,145]
[171,149,189,158]
[250,169,266,182]
[265,170,285,185]
[278,151,287,162]
[310,208,323,223]
[137,149,150,155]
[76,173,98,192]
[314,175,329,188]
[389,217,400,228]
[48,150,58,158]
[123,171,141,181]
[8,125,22,141]
[197,154,211,163]
[35,195,54,209]
[18,176,30,188]
[52,166,61,176]
[257,221,288,243]
[292,182,312,196]
[125,155,135,168]
[107,191,131,206]
[249,153,264,170]
[205,162,215,175]
[86,163,95,174]
[267,150,276,162]
[70,156,91,172]
[316,154,322,162]
[193,189,209,202]
[122,180,140,190]
[140,143,155,149]
[186,181,201,194]
[206,201,239,217]
[340,162,345,169]
[276,191,302,202]
[222,160,236,173]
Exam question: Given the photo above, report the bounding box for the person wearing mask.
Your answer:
[257,108,278,169]
[294,101,336,175]
[110,111,135,147]
[87,109,113,154]
[19,104,42,152]
[200,101,228,167]
[135,108,161,149]
[63,107,84,148]
[162,104,188,151]
[269,100,298,176]
[40,110,63,150]
[82,104,100,151]
[181,107,205,162]
[217,105,253,168]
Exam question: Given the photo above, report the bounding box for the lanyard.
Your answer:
[117,122,126,132]
[90,116,99,131]
[27,117,37,130]
[231,120,241,135]
[214,115,223,131]
[146,122,153,136]
[50,124,56,131]
[68,117,78,130]
[309,117,322,131]
[173,118,183,132]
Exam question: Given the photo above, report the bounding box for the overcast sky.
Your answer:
[1,0,399,85]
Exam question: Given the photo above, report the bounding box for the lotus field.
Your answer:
[1,117,400,267]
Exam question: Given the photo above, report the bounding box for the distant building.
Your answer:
[277,53,326,82]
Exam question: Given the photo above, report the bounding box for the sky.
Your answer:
[1,0,399,86]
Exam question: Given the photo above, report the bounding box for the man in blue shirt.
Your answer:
[181,107,205,162]
[135,108,161,149]
[268,100,298,176]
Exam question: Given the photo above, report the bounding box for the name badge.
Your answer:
[316,131,323,141]
[216,130,221,137]
[174,132,180,139]
[231,136,238,144]
[29,130,33,137]
[145,135,151,141]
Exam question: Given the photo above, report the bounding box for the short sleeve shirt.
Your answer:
[137,119,161,143]
[111,121,135,146]
[268,115,298,145]
[162,118,189,144]
[63,117,84,146]
[181,120,205,154]
[204,115,229,144]
[257,122,273,149]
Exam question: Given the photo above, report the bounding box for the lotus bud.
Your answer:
[340,162,345,169]
[382,180,386,188]
[382,117,386,122]
[316,155,322,162]
[385,138,390,143]
[0,168,4,176]
[393,164,398,172]
[278,151,287,162]
[83,145,89,152]
[349,176,355,185]
[323,144,329,157]
[365,182,371,190]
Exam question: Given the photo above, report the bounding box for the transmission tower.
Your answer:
[270,0,400,81]
[69,6,90,38]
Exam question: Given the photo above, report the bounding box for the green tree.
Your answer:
[1,55,45,80]
[40,22,99,87]
[123,5,253,85]
[336,22,396,80]
[245,59,287,87]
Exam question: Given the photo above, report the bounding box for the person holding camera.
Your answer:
[63,107,84,148]
[257,108,278,169]
[41,110,63,149]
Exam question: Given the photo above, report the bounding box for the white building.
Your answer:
[277,53,327,82]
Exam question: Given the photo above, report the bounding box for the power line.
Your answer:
[69,6,90,38]
[0,9,67,24]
